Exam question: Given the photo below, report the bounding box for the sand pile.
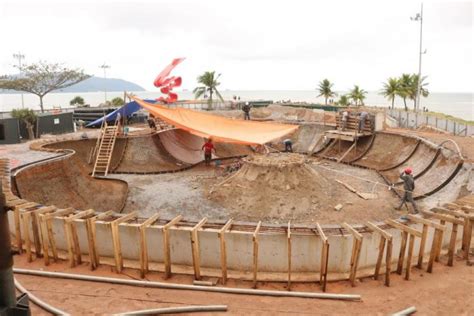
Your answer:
[208,153,342,222]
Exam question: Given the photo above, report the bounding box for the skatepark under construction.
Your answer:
[2,101,473,298]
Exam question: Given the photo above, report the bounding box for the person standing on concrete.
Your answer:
[395,167,419,214]
[242,102,251,120]
[202,138,216,166]
[283,139,293,152]
[358,111,369,133]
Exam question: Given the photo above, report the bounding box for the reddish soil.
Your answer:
[13,253,474,315]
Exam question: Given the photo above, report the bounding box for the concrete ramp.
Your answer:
[158,129,206,164]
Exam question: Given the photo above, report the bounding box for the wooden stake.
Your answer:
[14,206,22,252]
[287,221,291,290]
[253,221,262,289]
[385,239,393,287]
[447,223,458,266]
[138,213,159,278]
[218,219,233,285]
[85,211,112,270]
[316,222,329,291]
[190,217,208,280]
[435,220,446,262]
[397,231,408,275]
[417,225,428,269]
[21,212,32,262]
[110,211,138,273]
[162,215,182,278]
[427,228,441,273]
[374,237,386,280]
[343,223,363,287]
[405,234,415,280]
[464,219,473,261]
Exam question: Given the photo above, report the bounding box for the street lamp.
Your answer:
[12,52,25,108]
[99,63,110,104]
[411,3,425,112]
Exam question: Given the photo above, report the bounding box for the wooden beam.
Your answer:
[85,211,112,270]
[407,214,446,231]
[253,221,262,289]
[342,222,363,241]
[191,217,208,280]
[337,142,357,163]
[111,211,138,225]
[385,219,422,238]
[397,231,408,275]
[315,222,329,292]
[218,219,233,285]
[447,223,458,267]
[366,221,393,240]
[427,228,443,273]
[417,225,429,269]
[163,215,183,278]
[374,237,386,280]
[138,213,159,278]
[422,210,464,226]
[385,239,393,287]
[287,221,291,290]
[463,219,472,260]
[64,209,95,267]
[109,212,138,273]
[405,234,415,280]
[21,212,32,262]
[315,222,328,242]
[432,207,473,219]
[435,220,446,262]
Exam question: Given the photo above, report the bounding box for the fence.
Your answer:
[387,109,474,136]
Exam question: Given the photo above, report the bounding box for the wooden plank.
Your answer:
[253,221,262,289]
[427,228,441,273]
[417,225,429,269]
[321,243,329,292]
[385,219,422,238]
[464,219,472,260]
[85,218,98,270]
[385,239,393,287]
[315,222,328,242]
[29,211,43,258]
[405,234,415,280]
[337,141,357,163]
[43,207,75,220]
[110,222,122,273]
[162,215,183,278]
[350,239,362,287]
[38,215,51,265]
[435,220,446,262]
[433,207,473,219]
[63,218,76,267]
[422,210,464,225]
[447,223,458,266]
[111,211,138,225]
[138,213,159,278]
[397,231,408,274]
[191,217,208,280]
[366,221,393,240]
[14,206,22,252]
[374,237,386,280]
[21,212,32,262]
[218,219,233,285]
[287,221,291,290]
[66,209,95,221]
[342,222,363,241]
[407,214,446,231]
[45,216,58,261]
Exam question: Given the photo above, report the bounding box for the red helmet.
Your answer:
[404,167,413,174]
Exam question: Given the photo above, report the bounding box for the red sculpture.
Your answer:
[153,58,185,103]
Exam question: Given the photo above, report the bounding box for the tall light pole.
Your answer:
[411,3,424,111]
[99,63,110,104]
[12,52,25,108]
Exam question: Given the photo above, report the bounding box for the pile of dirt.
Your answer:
[208,153,343,222]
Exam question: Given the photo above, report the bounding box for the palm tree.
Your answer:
[317,79,336,105]
[349,85,367,106]
[407,74,429,110]
[193,71,224,109]
[336,94,350,106]
[398,73,412,111]
[380,77,400,109]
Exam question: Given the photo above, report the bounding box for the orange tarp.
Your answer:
[130,96,299,145]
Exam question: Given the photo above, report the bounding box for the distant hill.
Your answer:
[0,76,145,94]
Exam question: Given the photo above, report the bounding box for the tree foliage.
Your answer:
[70,96,85,106]
[111,97,124,106]
[336,95,350,106]
[380,77,400,109]
[11,108,37,140]
[317,79,336,105]
[349,85,367,106]
[193,71,224,109]
[0,61,90,112]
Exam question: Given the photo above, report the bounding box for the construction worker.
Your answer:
[283,139,293,152]
[395,167,419,214]
[341,109,349,131]
[358,111,368,133]
[242,102,251,120]
[202,138,216,166]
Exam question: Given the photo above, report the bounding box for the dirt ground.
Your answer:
[13,253,474,315]
[113,154,402,224]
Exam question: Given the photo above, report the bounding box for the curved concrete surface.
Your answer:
[14,154,128,212]
[354,133,419,170]
[320,135,375,163]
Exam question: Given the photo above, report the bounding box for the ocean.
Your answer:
[1,90,472,120]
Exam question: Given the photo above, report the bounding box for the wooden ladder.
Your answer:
[92,120,119,177]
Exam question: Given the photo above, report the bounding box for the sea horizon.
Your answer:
[1,90,472,120]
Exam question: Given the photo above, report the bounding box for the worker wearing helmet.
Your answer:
[395,167,419,214]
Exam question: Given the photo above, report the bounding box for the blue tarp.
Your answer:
[86,99,156,127]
